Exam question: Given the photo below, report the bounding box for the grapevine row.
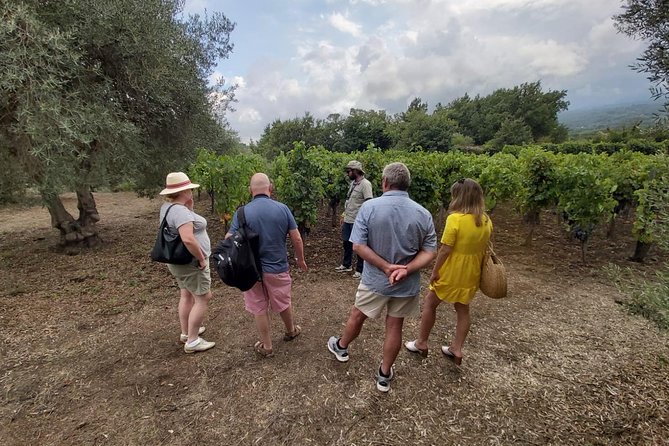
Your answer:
[189,143,668,262]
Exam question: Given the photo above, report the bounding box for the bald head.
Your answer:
[250,173,271,196]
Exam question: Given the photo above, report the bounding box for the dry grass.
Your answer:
[0,193,667,445]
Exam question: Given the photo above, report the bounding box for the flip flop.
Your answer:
[441,346,462,365]
[405,340,428,358]
[283,324,302,342]
[254,341,274,357]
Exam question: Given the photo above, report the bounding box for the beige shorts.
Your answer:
[167,262,211,296]
[354,283,419,319]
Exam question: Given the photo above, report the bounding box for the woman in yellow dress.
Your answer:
[405,178,492,365]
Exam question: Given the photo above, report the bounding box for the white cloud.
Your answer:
[208,71,224,85]
[232,76,246,89]
[225,0,652,141]
[182,0,208,15]
[349,0,388,5]
[328,12,363,37]
[588,17,642,57]
[404,30,418,44]
[237,107,262,123]
[454,0,563,10]
[512,39,586,77]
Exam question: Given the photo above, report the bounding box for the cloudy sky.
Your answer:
[184,0,652,141]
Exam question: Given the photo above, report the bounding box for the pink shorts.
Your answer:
[242,272,292,315]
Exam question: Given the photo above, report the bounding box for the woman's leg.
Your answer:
[450,302,471,357]
[187,291,211,343]
[178,289,194,336]
[415,291,441,350]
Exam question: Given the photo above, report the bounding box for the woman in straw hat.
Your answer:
[158,172,215,353]
[405,178,492,365]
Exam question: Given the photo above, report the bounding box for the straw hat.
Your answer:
[159,172,199,195]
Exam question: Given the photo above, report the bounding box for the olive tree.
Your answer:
[615,0,669,113]
[0,0,235,250]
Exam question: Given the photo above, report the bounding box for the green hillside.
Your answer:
[559,102,663,133]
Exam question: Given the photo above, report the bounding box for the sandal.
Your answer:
[441,346,462,365]
[283,324,302,342]
[405,340,428,358]
[254,341,274,357]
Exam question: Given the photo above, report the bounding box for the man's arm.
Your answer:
[289,228,308,271]
[388,248,437,285]
[407,249,438,275]
[352,243,406,277]
[362,179,373,200]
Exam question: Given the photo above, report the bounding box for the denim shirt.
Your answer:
[350,190,437,297]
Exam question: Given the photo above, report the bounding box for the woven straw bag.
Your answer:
[479,244,507,299]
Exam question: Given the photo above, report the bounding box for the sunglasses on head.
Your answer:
[457,178,465,184]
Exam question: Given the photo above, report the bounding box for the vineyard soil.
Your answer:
[1,192,667,445]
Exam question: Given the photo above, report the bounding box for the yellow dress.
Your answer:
[429,212,492,304]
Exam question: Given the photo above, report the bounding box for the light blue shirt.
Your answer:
[350,190,437,297]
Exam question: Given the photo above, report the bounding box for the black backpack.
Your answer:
[211,206,262,291]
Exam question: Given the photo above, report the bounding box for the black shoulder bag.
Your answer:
[150,204,194,265]
[211,206,262,291]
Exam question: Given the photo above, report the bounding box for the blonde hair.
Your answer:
[448,178,487,226]
[163,190,186,202]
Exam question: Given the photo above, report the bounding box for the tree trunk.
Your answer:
[75,185,101,247]
[606,213,617,239]
[580,240,588,264]
[42,190,78,248]
[436,206,448,235]
[41,188,100,254]
[522,210,540,247]
[523,224,535,246]
[298,222,310,239]
[208,190,215,214]
[329,197,340,228]
[9,134,102,252]
[629,240,653,262]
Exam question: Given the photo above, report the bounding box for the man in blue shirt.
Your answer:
[227,173,308,357]
[328,162,437,392]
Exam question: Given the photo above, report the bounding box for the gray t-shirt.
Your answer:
[343,178,373,223]
[350,190,437,297]
[159,203,211,257]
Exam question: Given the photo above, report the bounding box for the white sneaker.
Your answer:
[352,271,362,279]
[375,365,395,392]
[327,336,349,362]
[184,337,215,353]
[180,326,206,343]
[335,265,353,272]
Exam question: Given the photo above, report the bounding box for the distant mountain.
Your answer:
[559,103,663,133]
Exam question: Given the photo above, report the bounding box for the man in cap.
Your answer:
[335,160,373,279]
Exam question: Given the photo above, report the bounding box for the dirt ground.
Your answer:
[0,192,668,446]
